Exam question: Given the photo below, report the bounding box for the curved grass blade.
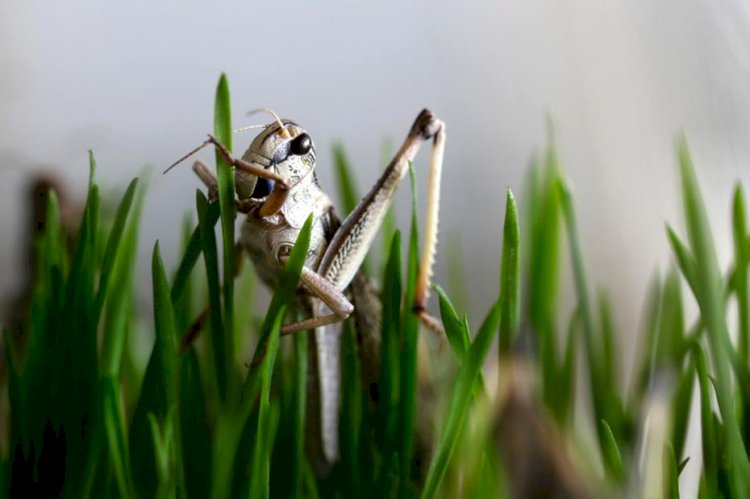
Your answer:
[666,225,698,297]
[436,285,470,360]
[694,346,717,495]
[599,419,624,483]
[94,177,138,321]
[665,444,680,499]
[421,301,502,499]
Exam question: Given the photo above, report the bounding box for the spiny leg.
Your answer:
[317,108,446,331]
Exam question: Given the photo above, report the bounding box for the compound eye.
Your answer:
[289,133,312,156]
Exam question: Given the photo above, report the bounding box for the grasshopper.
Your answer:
[170,108,445,475]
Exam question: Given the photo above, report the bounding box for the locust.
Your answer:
[168,108,446,475]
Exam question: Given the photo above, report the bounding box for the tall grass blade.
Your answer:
[499,189,520,356]
[151,242,185,496]
[180,349,212,499]
[374,231,402,490]
[197,190,227,401]
[245,215,313,498]
[733,184,749,363]
[399,165,420,497]
[558,177,627,457]
[213,73,237,396]
[678,139,749,497]
[293,332,309,497]
[94,177,138,321]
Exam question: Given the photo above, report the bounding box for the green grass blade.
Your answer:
[171,223,204,305]
[528,150,561,344]
[341,318,363,496]
[81,174,145,497]
[174,213,197,332]
[555,307,580,424]
[58,154,100,488]
[243,215,312,498]
[292,332,308,497]
[197,190,228,401]
[94,177,138,321]
[598,291,618,396]
[666,225,699,297]
[213,215,311,499]
[180,349,212,499]
[130,346,168,494]
[599,419,624,483]
[434,286,488,400]
[242,215,313,408]
[525,155,561,412]
[148,411,177,499]
[678,139,749,497]
[151,242,185,496]
[213,73,237,396]
[248,311,285,499]
[333,143,361,214]
[101,175,147,378]
[374,230,402,487]
[499,188,520,356]
[103,378,135,498]
[558,178,626,451]
[666,444,681,499]
[671,361,695,461]
[732,184,749,362]
[421,301,502,499]
[399,165,420,497]
[436,285,470,360]
[633,273,663,403]
[694,346,718,495]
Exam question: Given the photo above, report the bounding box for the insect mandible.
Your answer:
[168,108,446,476]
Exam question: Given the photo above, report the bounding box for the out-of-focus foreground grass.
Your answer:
[2,75,749,498]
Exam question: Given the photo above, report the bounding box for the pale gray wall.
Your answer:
[3,1,750,347]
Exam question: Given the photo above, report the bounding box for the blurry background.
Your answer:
[1,0,749,470]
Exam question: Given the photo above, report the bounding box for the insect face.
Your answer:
[236,121,317,202]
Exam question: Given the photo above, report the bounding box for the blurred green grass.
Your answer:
[2,74,750,498]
